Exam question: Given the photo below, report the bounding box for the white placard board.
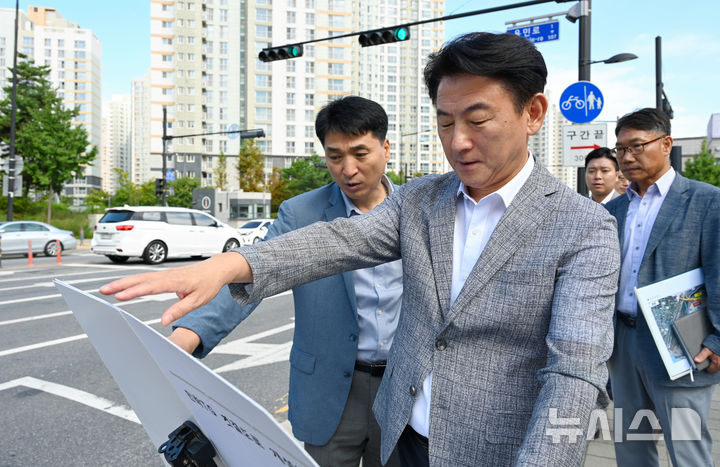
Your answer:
[634,268,706,381]
[55,279,317,467]
[562,123,608,167]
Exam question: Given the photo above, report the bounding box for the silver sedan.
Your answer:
[0,221,77,256]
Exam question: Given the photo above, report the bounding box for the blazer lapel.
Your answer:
[641,174,690,266]
[324,185,358,315]
[427,175,460,322]
[613,196,629,247]
[445,164,558,326]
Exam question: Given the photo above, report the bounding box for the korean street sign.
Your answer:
[562,123,608,167]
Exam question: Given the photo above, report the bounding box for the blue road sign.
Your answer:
[559,81,604,124]
[227,123,240,140]
[166,168,175,181]
[507,20,559,43]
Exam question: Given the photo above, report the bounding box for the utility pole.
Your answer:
[576,0,591,196]
[162,106,168,206]
[6,0,20,221]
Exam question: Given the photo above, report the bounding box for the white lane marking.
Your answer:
[63,263,159,271]
[0,376,139,424]
[0,271,15,277]
[0,290,292,356]
[0,269,131,284]
[0,318,162,357]
[212,322,295,373]
[0,274,128,292]
[0,288,100,306]
[0,293,178,327]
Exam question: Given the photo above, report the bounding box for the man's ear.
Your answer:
[526,93,549,136]
[383,138,391,163]
[662,135,674,156]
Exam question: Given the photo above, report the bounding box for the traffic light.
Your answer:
[155,178,166,197]
[258,45,304,62]
[359,26,410,47]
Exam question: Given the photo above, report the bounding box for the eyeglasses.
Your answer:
[612,135,666,157]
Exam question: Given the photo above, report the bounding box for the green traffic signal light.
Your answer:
[394,27,408,41]
[359,26,411,47]
[258,44,304,62]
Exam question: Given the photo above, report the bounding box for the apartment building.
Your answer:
[131,73,152,185]
[148,0,446,191]
[101,94,131,193]
[28,6,103,206]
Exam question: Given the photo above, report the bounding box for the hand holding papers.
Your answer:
[100,251,252,325]
[57,280,317,467]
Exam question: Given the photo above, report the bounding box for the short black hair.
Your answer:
[584,147,619,170]
[314,96,388,146]
[615,107,671,137]
[423,32,547,113]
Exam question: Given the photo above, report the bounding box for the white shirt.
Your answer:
[409,154,536,437]
[616,168,676,316]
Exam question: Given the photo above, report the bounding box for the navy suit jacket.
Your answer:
[606,173,720,386]
[175,182,402,445]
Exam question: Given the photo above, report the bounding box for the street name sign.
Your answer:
[507,20,559,43]
[560,81,604,124]
[562,123,608,167]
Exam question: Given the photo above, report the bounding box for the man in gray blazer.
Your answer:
[605,108,720,466]
[102,32,620,466]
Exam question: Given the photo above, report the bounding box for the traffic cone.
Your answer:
[56,239,62,265]
[28,240,34,266]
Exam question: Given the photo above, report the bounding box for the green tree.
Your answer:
[236,138,265,191]
[167,176,200,208]
[683,139,720,188]
[214,151,229,190]
[84,188,111,213]
[0,59,97,222]
[269,154,332,212]
[386,170,405,186]
[111,169,158,206]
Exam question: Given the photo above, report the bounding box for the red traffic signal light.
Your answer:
[258,45,304,62]
[359,27,410,47]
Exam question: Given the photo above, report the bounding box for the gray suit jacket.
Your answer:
[231,161,620,466]
[606,173,720,387]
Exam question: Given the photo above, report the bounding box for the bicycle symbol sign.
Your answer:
[559,81,604,124]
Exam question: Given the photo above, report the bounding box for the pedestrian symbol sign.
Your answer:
[559,81,604,124]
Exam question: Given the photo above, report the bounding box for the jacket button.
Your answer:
[409,385,417,396]
[343,371,351,378]
[435,338,447,351]
[349,334,357,342]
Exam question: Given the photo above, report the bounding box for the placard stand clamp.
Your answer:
[158,420,218,467]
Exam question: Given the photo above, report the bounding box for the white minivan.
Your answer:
[91,206,242,264]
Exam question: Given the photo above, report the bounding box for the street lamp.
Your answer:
[584,53,638,66]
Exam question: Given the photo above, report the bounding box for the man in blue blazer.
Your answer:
[606,108,720,466]
[168,96,402,467]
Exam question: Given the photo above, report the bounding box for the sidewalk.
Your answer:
[583,388,720,466]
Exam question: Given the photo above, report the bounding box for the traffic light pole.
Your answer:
[160,107,264,206]
[576,0,591,196]
[6,0,20,221]
[259,0,573,58]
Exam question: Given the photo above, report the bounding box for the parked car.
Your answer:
[91,206,242,265]
[237,219,274,245]
[0,221,77,256]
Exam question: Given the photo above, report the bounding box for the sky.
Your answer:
[6,0,719,139]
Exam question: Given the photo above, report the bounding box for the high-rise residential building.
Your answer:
[27,6,102,206]
[101,94,132,193]
[131,73,152,185]
[0,9,34,94]
[148,0,446,194]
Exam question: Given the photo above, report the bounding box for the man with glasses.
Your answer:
[605,107,720,466]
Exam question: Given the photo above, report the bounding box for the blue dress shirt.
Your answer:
[616,168,676,316]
